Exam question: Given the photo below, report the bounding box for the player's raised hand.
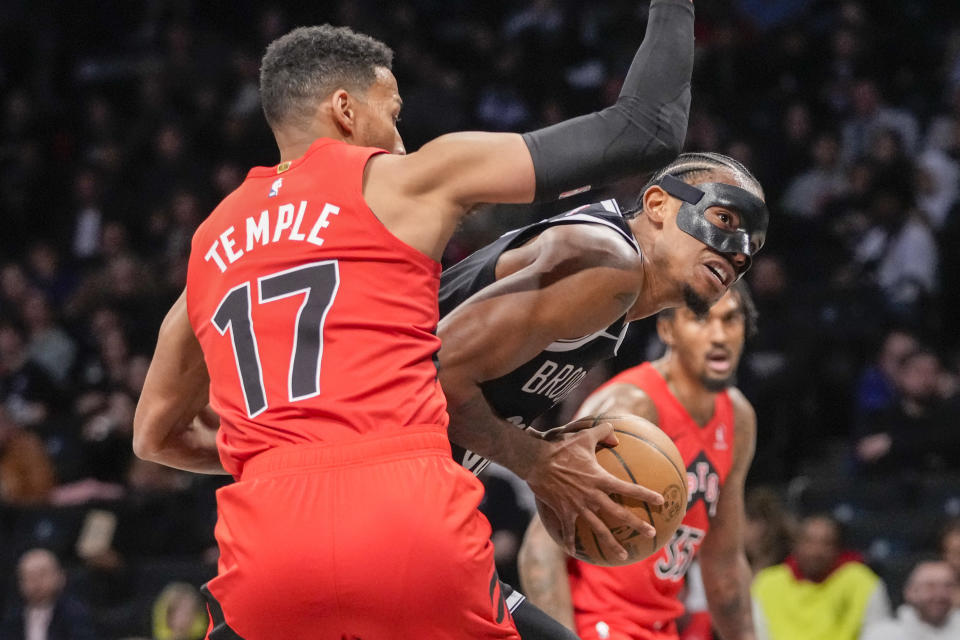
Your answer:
[524,419,664,561]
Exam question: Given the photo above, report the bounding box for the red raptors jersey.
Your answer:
[568,363,735,640]
[185,138,448,478]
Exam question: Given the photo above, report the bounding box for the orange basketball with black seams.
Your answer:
[536,414,688,566]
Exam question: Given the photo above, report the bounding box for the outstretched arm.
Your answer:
[698,389,757,640]
[364,0,695,259]
[133,292,226,474]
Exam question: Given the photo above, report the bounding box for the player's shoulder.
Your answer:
[584,380,660,425]
[533,214,640,271]
[726,386,756,425]
[726,386,757,459]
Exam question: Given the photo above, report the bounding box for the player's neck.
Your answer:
[273,123,349,163]
[624,218,685,321]
[661,359,715,426]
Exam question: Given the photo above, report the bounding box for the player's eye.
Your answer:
[708,209,739,230]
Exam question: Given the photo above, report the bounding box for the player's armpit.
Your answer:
[518,514,577,631]
[133,292,227,475]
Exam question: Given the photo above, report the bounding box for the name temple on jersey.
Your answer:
[204,200,340,273]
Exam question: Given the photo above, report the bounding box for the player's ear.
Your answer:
[329,89,356,136]
[656,314,675,346]
[642,185,669,227]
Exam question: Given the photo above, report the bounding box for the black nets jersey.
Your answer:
[439,200,641,474]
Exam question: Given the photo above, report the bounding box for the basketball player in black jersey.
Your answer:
[437,152,768,640]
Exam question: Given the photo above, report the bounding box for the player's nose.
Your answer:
[728,252,749,273]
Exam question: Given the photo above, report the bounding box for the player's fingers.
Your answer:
[595,495,656,539]
[601,476,664,506]
[578,507,629,562]
[583,422,619,448]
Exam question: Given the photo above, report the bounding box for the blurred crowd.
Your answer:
[1,0,959,637]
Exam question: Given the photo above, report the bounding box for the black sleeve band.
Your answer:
[510,593,581,640]
[521,0,694,202]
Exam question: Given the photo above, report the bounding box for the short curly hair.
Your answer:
[259,25,394,129]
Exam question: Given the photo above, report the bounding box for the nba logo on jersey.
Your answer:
[714,424,728,450]
[269,178,283,197]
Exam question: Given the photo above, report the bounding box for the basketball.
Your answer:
[537,414,688,566]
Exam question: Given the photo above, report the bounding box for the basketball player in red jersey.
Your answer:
[517,284,757,640]
[132,4,695,638]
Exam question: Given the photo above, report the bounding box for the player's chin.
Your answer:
[682,282,715,316]
[701,372,735,392]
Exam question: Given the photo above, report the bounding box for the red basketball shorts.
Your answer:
[202,427,520,640]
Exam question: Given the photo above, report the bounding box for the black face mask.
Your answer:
[656,174,769,276]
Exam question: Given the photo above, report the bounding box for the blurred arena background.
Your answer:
[1,1,959,637]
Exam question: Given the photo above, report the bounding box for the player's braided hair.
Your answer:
[260,25,393,130]
[623,152,764,218]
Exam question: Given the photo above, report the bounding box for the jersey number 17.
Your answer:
[211,260,339,417]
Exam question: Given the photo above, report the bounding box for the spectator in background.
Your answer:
[1,263,32,313]
[925,86,960,155]
[855,348,960,475]
[0,548,98,640]
[752,514,891,640]
[70,168,107,263]
[853,328,919,431]
[25,243,76,311]
[915,149,959,230]
[22,290,77,385]
[150,582,207,640]
[0,318,58,430]
[781,132,847,218]
[940,520,960,607]
[0,425,55,505]
[850,181,937,319]
[862,561,959,639]
[841,78,919,164]
[743,487,793,575]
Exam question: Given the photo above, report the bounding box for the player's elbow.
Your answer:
[615,94,689,165]
[132,403,164,462]
[649,115,687,166]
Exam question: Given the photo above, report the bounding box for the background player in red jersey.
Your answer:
[517,284,758,640]
[131,3,695,638]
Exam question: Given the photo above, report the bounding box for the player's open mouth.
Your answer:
[706,351,732,373]
[703,260,732,287]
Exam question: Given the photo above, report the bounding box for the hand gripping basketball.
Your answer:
[524,416,666,563]
[534,415,688,566]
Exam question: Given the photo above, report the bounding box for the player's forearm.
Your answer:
[702,553,756,640]
[134,408,227,475]
[446,391,547,479]
[521,0,694,201]
[518,518,577,630]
